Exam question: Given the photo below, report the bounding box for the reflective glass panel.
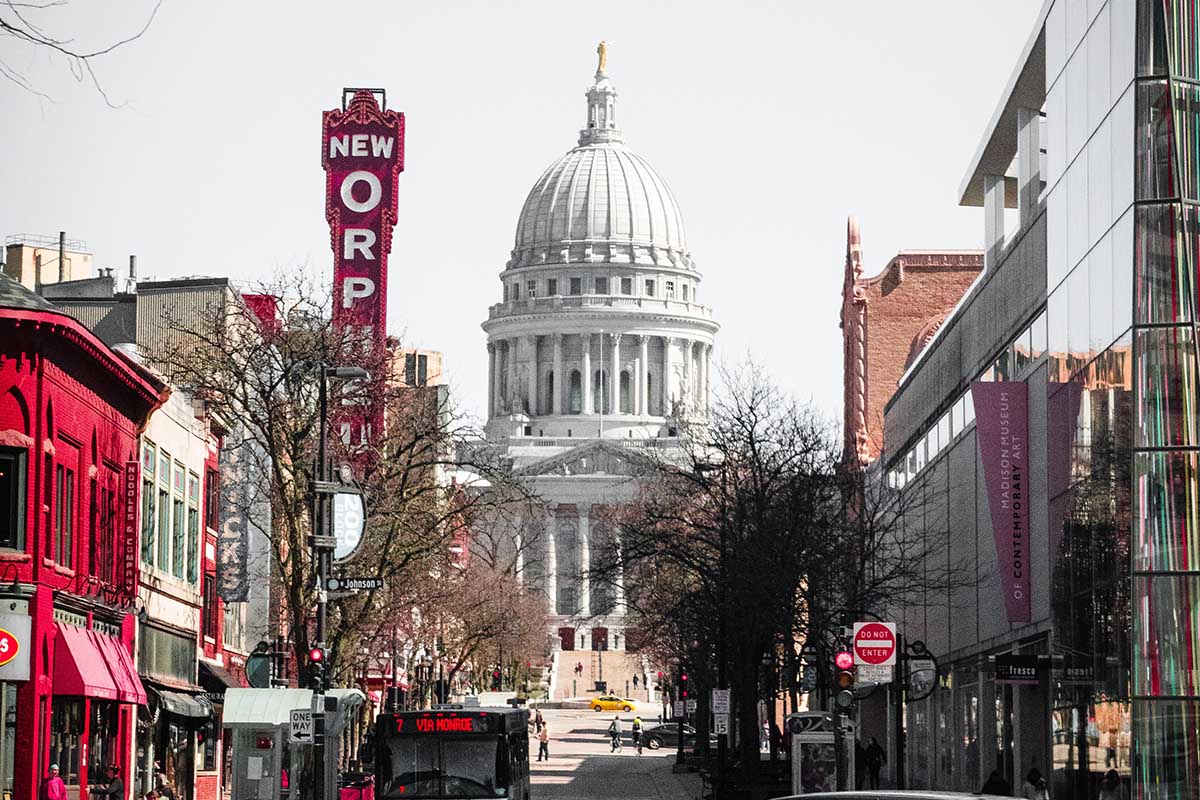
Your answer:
[1136,203,1195,323]
[1173,82,1200,201]
[1135,326,1200,447]
[1136,81,1176,200]
[1162,0,1200,78]
[1135,450,1200,572]
[1132,699,1200,800]
[1134,576,1200,696]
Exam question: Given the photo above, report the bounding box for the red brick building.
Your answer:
[0,272,165,799]
[840,217,983,467]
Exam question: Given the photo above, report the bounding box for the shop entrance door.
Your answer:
[558,627,575,652]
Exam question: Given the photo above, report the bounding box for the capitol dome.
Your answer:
[506,69,691,271]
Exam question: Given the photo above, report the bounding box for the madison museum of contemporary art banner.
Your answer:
[971,381,1031,624]
[322,89,405,353]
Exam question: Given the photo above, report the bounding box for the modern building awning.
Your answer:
[92,631,147,705]
[223,688,314,728]
[152,686,212,719]
[53,623,119,701]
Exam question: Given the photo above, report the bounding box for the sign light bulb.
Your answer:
[835,651,854,670]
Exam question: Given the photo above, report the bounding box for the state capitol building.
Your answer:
[480,47,717,681]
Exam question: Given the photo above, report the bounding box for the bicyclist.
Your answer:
[631,716,644,755]
[607,716,622,752]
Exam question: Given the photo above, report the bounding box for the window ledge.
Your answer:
[53,564,75,577]
[0,551,32,563]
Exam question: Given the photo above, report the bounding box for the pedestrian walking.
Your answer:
[865,737,886,789]
[89,765,125,800]
[607,716,622,752]
[1098,769,1127,800]
[1021,767,1048,800]
[40,764,66,800]
[537,724,550,761]
[632,675,639,689]
[980,769,1012,795]
[534,709,545,732]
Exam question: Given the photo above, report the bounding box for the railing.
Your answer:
[512,436,683,450]
[5,233,87,251]
[487,295,714,320]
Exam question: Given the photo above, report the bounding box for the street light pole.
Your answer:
[311,364,369,800]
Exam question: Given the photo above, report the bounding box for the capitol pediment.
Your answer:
[517,439,658,478]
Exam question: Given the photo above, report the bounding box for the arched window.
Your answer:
[568,370,582,414]
[546,371,555,414]
[593,370,610,414]
[619,371,631,414]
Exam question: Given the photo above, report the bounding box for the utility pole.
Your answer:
[58,231,65,283]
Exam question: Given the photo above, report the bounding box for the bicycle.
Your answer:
[610,733,622,753]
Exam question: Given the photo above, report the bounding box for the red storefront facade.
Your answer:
[0,274,164,799]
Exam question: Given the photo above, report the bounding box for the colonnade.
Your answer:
[537,503,626,619]
[487,333,711,418]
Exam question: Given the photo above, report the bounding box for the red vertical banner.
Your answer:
[122,460,140,598]
[322,89,405,441]
[971,381,1031,624]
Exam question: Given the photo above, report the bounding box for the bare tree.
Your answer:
[604,362,964,790]
[144,270,530,688]
[0,0,160,104]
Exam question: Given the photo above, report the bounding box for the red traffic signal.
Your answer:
[657,671,663,679]
[681,673,688,682]
[309,647,325,663]
[834,651,854,671]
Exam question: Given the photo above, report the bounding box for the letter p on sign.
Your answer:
[343,277,376,308]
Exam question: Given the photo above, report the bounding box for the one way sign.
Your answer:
[289,709,314,743]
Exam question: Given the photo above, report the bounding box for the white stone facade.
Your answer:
[482,58,718,652]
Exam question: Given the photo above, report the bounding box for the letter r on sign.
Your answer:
[343,277,376,308]
[343,229,376,260]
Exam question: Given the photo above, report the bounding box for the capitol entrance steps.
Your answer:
[552,649,658,704]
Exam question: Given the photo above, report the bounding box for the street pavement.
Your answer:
[531,708,701,800]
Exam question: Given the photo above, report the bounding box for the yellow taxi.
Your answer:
[591,694,636,712]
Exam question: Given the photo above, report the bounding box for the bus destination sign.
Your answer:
[394,713,487,734]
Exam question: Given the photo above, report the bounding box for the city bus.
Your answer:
[374,707,530,799]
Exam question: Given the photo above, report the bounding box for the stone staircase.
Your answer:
[553,650,659,703]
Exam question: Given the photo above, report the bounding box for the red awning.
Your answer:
[93,631,146,705]
[53,624,119,701]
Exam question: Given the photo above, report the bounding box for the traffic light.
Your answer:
[492,669,501,690]
[680,672,689,698]
[833,650,855,709]
[308,646,326,690]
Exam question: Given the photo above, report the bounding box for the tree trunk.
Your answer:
[736,652,761,791]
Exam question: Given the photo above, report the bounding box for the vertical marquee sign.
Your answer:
[322,89,405,439]
[971,381,1031,624]
[122,461,140,597]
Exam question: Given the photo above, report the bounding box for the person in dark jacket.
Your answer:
[91,766,124,800]
[981,769,1013,795]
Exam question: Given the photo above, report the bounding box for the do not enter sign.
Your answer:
[853,622,897,666]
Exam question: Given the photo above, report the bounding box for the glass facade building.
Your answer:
[872,1,1200,797]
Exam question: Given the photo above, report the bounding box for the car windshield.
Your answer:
[379,736,503,798]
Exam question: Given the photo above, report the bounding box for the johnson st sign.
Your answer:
[322,89,405,356]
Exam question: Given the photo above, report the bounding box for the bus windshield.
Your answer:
[380,735,505,798]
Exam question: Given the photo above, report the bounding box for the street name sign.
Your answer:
[289,708,314,744]
[853,622,897,666]
[711,689,730,714]
[325,576,385,591]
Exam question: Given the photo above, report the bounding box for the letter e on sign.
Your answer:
[0,628,20,668]
[852,622,897,666]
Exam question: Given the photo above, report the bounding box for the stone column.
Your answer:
[636,335,649,416]
[578,508,591,617]
[552,333,563,415]
[660,336,673,416]
[487,342,497,417]
[984,173,1006,271]
[545,507,558,614]
[610,334,621,414]
[1017,107,1041,228]
[682,339,694,410]
[505,338,517,413]
[702,344,712,412]
[526,335,538,416]
[581,334,593,415]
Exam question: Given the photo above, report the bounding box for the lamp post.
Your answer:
[696,461,729,798]
[311,364,369,800]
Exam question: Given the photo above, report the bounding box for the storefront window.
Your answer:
[49,697,83,786]
[88,700,119,786]
[0,449,25,551]
[200,719,217,772]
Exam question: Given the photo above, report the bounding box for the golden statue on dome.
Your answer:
[597,40,608,74]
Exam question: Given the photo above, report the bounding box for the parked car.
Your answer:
[639,722,718,750]
[591,694,636,712]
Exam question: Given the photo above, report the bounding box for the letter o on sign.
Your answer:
[340,171,382,213]
[0,628,20,667]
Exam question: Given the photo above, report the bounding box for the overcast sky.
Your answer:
[2,0,1042,426]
